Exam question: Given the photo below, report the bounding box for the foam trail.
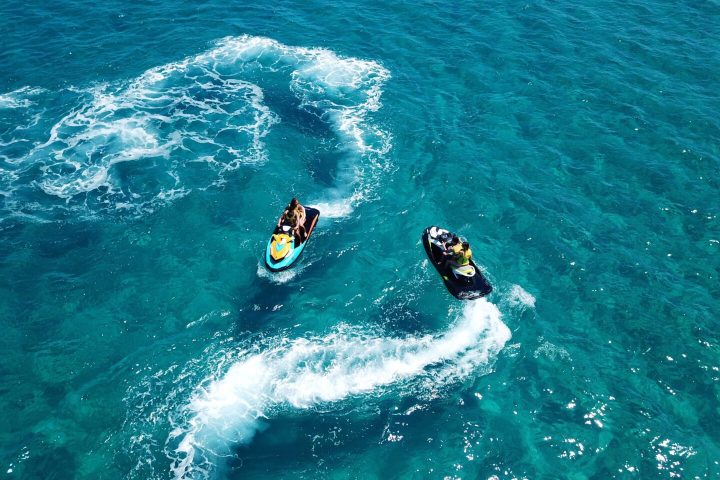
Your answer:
[209,36,392,216]
[1,35,391,220]
[311,197,356,219]
[168,300,510,478]
[0,86,45,109]
[508,284,536,308]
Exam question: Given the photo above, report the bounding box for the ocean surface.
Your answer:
[1,0,718,478]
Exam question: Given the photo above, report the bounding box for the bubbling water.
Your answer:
[0,35,391,220]
[165,299,510,479]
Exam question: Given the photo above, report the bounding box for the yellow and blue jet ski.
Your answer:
[265,205,320,272]
[422,226,492,300]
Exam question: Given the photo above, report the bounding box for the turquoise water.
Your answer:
[1,0,719,478]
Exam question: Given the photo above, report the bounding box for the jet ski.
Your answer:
[265,204,320,272]
[422,226,492,300]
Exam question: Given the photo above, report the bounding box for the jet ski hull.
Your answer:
[422,226,492,300]
[265,206,320,272]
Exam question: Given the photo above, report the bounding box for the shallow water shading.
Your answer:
[1,1,719,479]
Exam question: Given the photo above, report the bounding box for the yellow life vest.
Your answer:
[456,247,472,266]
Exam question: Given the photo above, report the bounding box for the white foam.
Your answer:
[203,35,392,216]
[255,260,308,284]
[168,300,510,478]
[34,68,279,202]
[0,87,45,109]
[508,284,536,308]
[39,117,169,198]
[311,198,355,218]
[4,35,391,219]
[534,338,570,361]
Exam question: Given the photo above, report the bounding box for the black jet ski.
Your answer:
[422,226,492,300]
[265,205,320,272]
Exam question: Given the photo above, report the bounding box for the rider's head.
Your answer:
[451,236,460,245]
[462,242,469,250]
[290,197,298,208]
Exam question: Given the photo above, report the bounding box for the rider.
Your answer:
[291,197,306,227]
[441,236,462,269]
[278,198,306,241]
[443,237,472,269]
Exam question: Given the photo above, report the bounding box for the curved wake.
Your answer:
[0,35,391,220]
[163,300,510,479]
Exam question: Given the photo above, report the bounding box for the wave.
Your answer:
[0,86,46,109]
[0,35,391,221]
[508,284,536,308]
[162,299,510,479]
[255,259,311,284]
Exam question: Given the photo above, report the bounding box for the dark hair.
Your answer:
[451,236,460,244]
[462,241,469,250]
[290,197,298,207]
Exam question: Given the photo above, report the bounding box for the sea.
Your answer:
[1,0,718,478]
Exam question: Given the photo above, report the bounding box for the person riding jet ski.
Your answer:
[277,197,307,243]
[422,226,492,300]
[265,199,320,272]
[454,241,473,266]
[440,236,472,269]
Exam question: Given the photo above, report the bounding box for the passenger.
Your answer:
[291,197,306,227]
[455,241,473,266]
[442,236,462,269]
[278,198,306,242]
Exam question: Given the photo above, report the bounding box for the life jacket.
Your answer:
[456,247,472,266]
